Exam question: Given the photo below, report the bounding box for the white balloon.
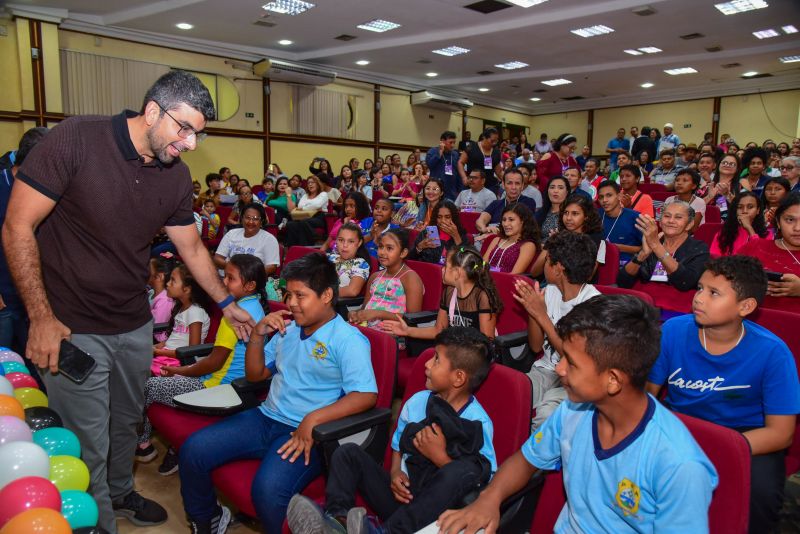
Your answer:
[0,376,12,396]
[0,441,50,490]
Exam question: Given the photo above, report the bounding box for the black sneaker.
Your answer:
[112,491,167,526]
[135,444,157,463]
[189,505,231,534]
[287,495,346,534]
[158,447,179,476]
[347,507,386,534]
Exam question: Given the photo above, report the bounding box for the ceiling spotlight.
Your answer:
[640,82,655,88]
[529,97,542,101]
[505,0,549,7]
[175,23,193,30]
[357,19,401,32]
[355,60,370,66]
[624,49,644,55]
[278,39,293,45]
[262,0,315,16]
[742,71,759,77]
[426,72,438,77]
[714,1,768,15]
[478,88,490,92]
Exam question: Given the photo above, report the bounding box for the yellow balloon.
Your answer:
[13,387,48,409]
[49,455,89,492]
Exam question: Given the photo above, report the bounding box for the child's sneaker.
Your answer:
[158,446,179,476]
[189,505,231,534]
[135,443,157,463]
[347,507,386,534]
[287,494,346,534]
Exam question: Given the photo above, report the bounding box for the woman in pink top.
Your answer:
[320,191,371,253]
[482,203,540,274]
[148,255,175,342]
[710,191,770,256]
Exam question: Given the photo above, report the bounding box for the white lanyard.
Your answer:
[779,239,800,266]
[489,239,512,269]
[602,212,620,242]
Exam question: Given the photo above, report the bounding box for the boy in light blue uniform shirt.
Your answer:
[438,295,717,534]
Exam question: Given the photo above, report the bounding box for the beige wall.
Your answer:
[0,22,23,112]
[380,90,462,147]
[0,122,24,155]
[270,140,373,179]
[719,90,800,146]
[530,111,590,150]
[181,136,263,186]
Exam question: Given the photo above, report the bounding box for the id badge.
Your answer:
[650,260,668,282]
[715,195,728,212]
[483,156,492,170]
[444,162,453,175]
[489,265,500,272]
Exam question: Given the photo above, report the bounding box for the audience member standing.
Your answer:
[606,128,629,171]
[426,130,462,201]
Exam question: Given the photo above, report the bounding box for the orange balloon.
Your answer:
[0,395,24,420]
[0,508,71,534]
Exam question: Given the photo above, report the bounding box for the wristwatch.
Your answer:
[659,251,672,261]
[631,256,644,265]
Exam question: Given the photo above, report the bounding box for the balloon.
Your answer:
[48,455,89,492]
[24,407,62,431]
[0,366,4,376]
[0,415,32,445]
[0,477,61,528]
[0,376,12,396]
[0,395,24,420]
[60,490,98,529]
[13,388,48,409]
[33,428,80,458]
[5,373,38,390]
[1,362,28,375]
[0,507,71,534]
[73,527,110,534]
[0,441,50,490]
[0,351,23,364]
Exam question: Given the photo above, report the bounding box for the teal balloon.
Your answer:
[1,362,28,375]
[60,489,99,529]
[33,427,81,457]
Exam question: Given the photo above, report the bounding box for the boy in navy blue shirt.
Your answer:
[597,180,642,264]
[438,295,717,534]
[178,254,378,534]
[647,255,800,534]
[287,327,496,534]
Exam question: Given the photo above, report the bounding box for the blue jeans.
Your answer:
[179,407,322,534]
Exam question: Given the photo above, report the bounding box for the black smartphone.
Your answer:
[59,340,97,384]
[765,271,784,282]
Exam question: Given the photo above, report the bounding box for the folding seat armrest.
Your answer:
[231,376,271,409]
[494,330,528,349]
[404,310,438,326]
[153,322,170,334]
[338,296,365,309]
[175,343,214,365]
[312,408,392,442]
[497,470,547,531]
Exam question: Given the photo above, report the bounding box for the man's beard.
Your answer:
[146,128,178,165]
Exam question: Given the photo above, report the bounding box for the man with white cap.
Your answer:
[658,123,680,154]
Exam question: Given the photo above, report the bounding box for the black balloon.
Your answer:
[73,527,110,534]
[24,406,63,430]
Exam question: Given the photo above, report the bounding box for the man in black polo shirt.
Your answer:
[475,168,537,235]
[3,71,254,533]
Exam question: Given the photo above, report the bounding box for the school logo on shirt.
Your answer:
[311,341,328,361]
[615,478,640,517]
[534,431,543,444]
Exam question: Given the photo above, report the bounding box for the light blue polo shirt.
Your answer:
[390,390,497,477]
[522,396,718,533]
[259,314,378,427]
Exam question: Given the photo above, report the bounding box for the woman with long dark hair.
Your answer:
[710,191,768,256]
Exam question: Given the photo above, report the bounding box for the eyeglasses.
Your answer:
[154,101,207,142]
[720,160,737,167]
[243,215,262,222]
[780,165,796,171]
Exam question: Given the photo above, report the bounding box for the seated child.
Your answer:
[287,327,497,534]
[152,263,211,361]
[514,231,600,429]
[137,255,267,474]
[646,255,800,534]
[178,253,378,534]
[200,198,221,240]
[361,198,398,257]
[349,229,423,331]
[410,201,469,265]
[148,255,175,343]
[383,246,501,341]
[327,223,372,313]
[438,295,718,534]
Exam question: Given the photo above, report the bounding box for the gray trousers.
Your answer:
[42,320,153,534]
[528,365,567,430]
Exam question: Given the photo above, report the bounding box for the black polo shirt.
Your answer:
[17,110,194,334]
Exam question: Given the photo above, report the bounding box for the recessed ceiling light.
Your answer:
[638,46,662,54]
[624,49,644,55]
[506,0,549,7]
[571,25,614,38]
[529,97,542,101]
[432,46,471,57]
[478,88,490,92]
[779,55,800,63]
[541,78,572,86]
[426,72,438,77]
[278,39,293,45]
[355,60,370,66]
[753,28,779,39]
[714,1,768,15]
[262,0,315,16]
[175,22,193,30]
[664,67,698,75]
[357,19,401,32]
[494,61,529,70]
[782,25,798,34]
[640,82,655,88]
[742,71,759,77]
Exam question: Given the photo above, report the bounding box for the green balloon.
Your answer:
[61,489,99,529]
[1,362,29,375]
[33,426,81,457]
[49,455,90,491]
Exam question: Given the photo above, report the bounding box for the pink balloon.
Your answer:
[0,476,61,527]
[0,416,32,446]
[0,351,23,365]
[5,373,38,390]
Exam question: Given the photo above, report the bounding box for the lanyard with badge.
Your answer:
[444,152,454,176]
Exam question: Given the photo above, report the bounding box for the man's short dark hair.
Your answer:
[440,131,457,141]
[704,256,767,305]
[544,231,597,284]
[597,180,620,193]
[435,327,492,392]
[15,127,49,167]
[557,294,661,389]
[618,151,632,160]
[619,164,640,178]
[142,70,216,122]
[205,172,222,187]
[282,252,339,305]
[586,157,600,167]
[676,168,701,187]
[504,167,523,182]
[219,167,230,175]
[659,148,676,158]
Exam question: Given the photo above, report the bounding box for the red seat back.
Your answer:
[631,280,694,313]
[215,205,232,225]
[694,223,722,248]
[460,211,481,235]
[649,191,673,202]
[704,205,722,224]
[639,183,666,193]
[284,245,322,266]
[596,284,655,306]
[263,205,276,225]
[490,272,534,336]
[406,260,443,312]
[596,242,620,286]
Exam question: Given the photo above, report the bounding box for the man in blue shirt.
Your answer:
[606,128,629,171]
[426,131,461,201]
[438,294,717,534]
[597,181,642,263]
[475,168,536,235]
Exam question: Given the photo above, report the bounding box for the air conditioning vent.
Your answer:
[561,96,585,101]
[721,62,741,69]
[417,59,432,64]
[334,34,357,41]
[254,59,336,86]
[632,6,657,16]
[411,91,473,111]
[680,32,705,40]
[464,0,512,14]
[705,45,723,52]
[253,20,276,28]
[533,89,548,93]
[476,70,494,75]
[742,73,773,79]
